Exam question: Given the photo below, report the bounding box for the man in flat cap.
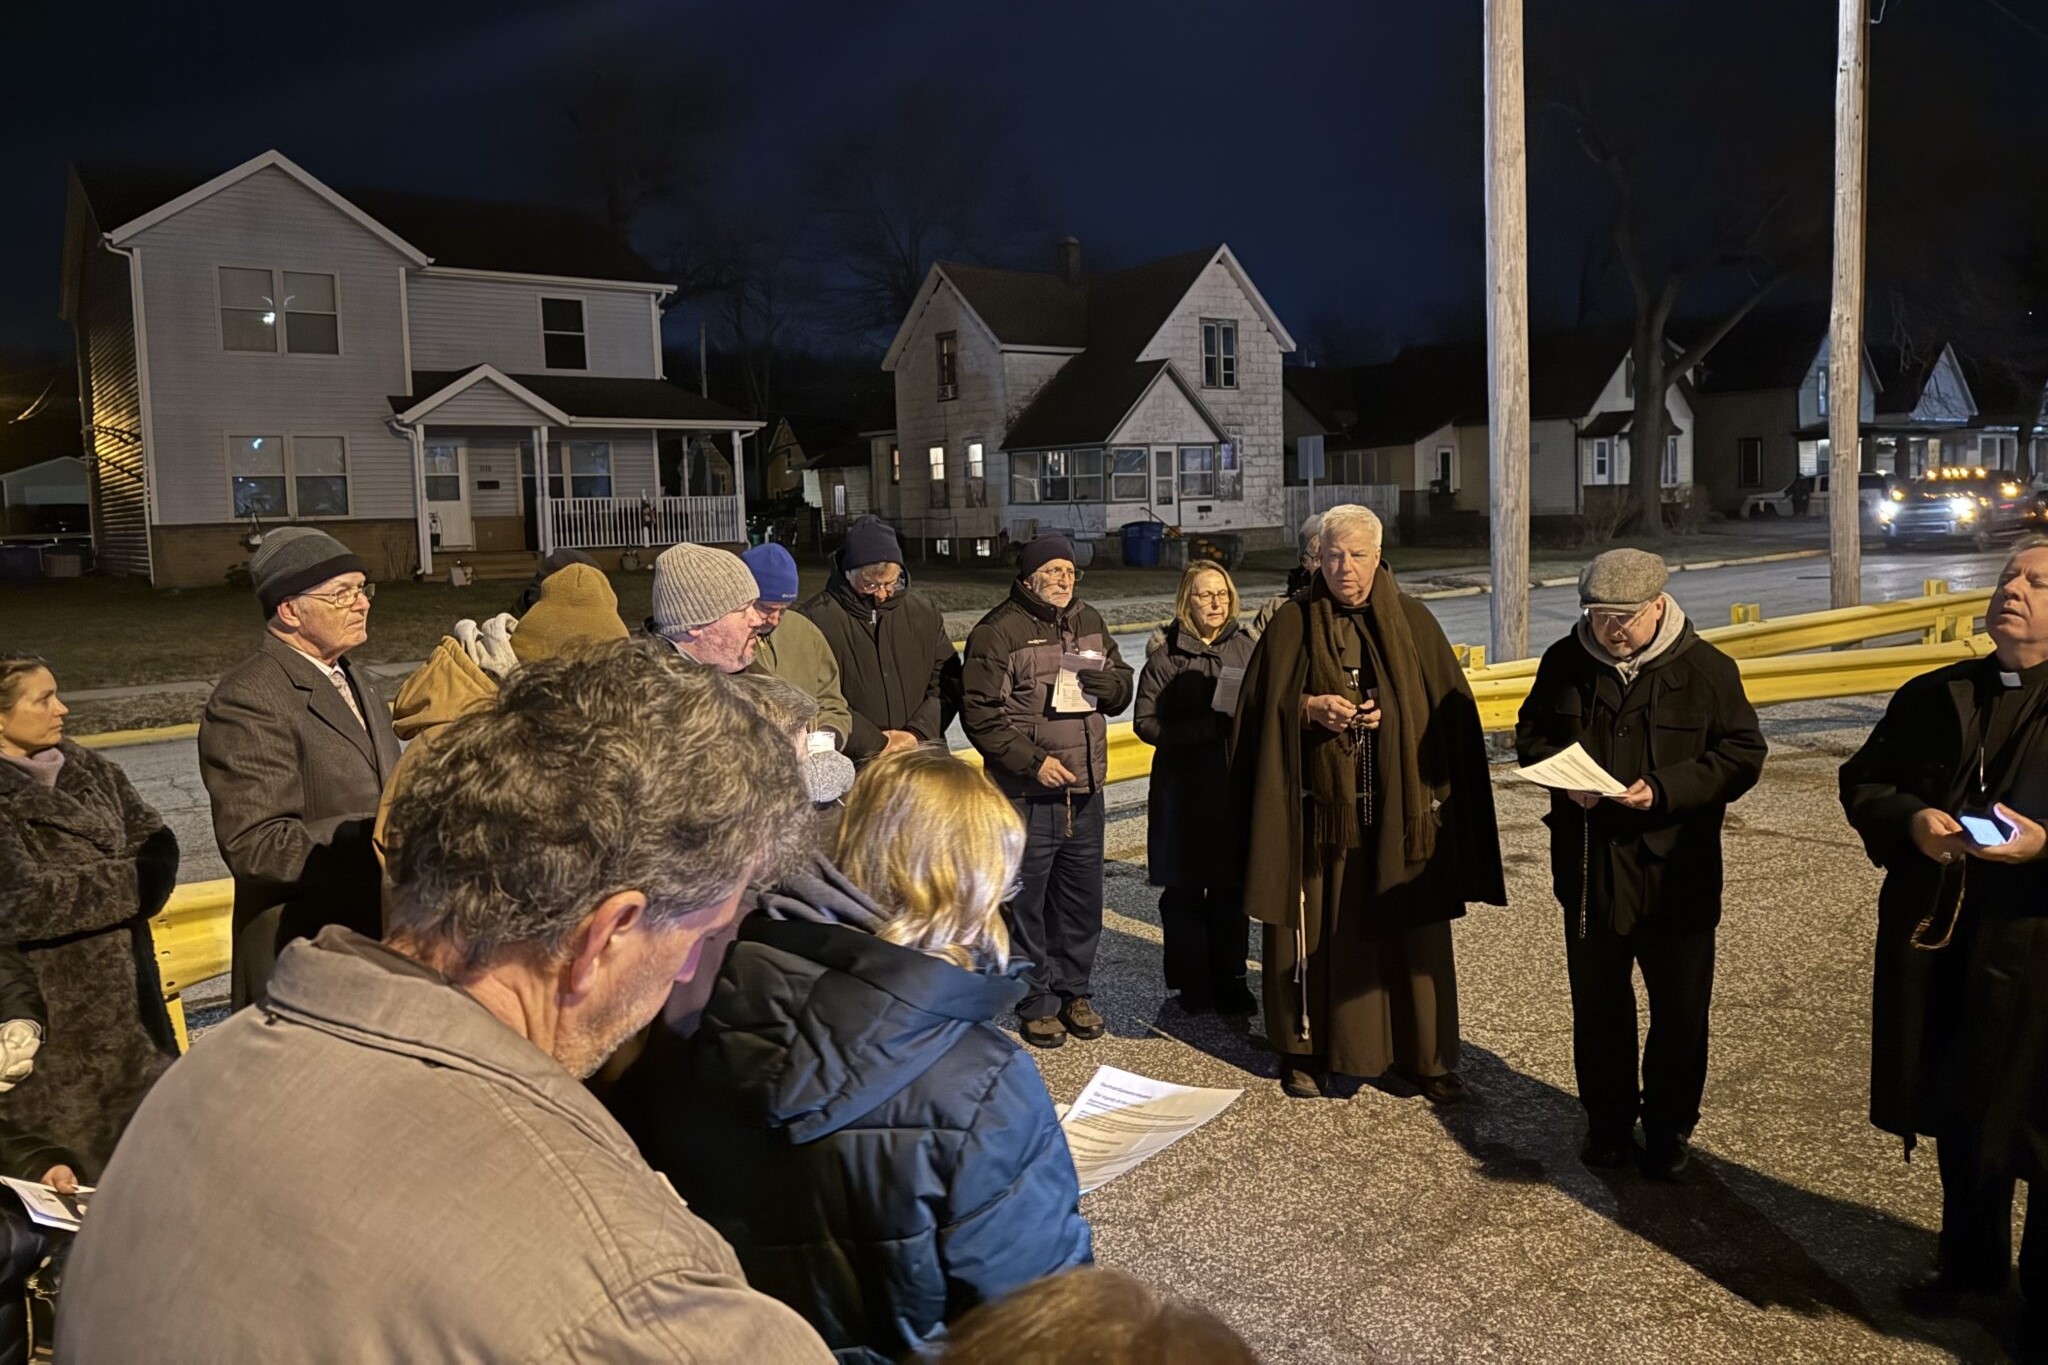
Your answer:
[1515,548,1765,1178]
[200,527,402,1008]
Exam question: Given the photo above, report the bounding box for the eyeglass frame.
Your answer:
[296,581,377,610]
[1188,589,1232,605]
[1584,599,1654,631]
[851,567,904,597]
[1031,567,1084,585]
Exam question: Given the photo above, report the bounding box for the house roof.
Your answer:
[1577,411,1683,439]
[392,367,755,427]
[0,366,83,478]
[937,263,1089,348]
[74,154,665,285]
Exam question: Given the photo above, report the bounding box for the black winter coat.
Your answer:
[1516,621,1767,934]
[1134,620,1256,888]
[0,744,178,1178]
[798,568,954,763]
[1840,658,2048,1173]
[962,584,1134,799]
[644,914,1091,1361]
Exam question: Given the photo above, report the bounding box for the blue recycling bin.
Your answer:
[1121,520,1164,568]
[0,547,41,583]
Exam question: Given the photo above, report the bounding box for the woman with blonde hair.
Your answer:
[634,748,1091,1362]
[1135,560,1259,1013]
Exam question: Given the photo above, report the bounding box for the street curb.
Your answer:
[1407,548,1826,598]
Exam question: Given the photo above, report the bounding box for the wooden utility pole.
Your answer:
[1828,0,1870,608]
[1485,0,1532,661]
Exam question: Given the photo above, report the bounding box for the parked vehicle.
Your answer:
[1876,469,2043,549]
[1742,472,1894,521]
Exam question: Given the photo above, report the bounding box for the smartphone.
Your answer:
[1958,808,2017,847]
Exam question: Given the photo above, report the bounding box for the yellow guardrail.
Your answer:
[142,581,1996,1047]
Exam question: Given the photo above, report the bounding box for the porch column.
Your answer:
[535,425,553,555]
[731,427,748,547]
[408,424,434,577]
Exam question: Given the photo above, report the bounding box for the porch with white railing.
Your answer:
[545,494,744,551]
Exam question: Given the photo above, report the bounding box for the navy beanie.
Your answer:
[838,516,903,573]
[742,543,802,603]
[1017,534,1076,581]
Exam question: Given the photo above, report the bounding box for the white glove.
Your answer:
[0,1020,40,1093]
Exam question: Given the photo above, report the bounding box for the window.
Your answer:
[929,444,946,483]
[541,298,588,370]
[1201,319,1238,389]
[967,442,985,480]
[550,440,613,498]
[975,538,993,558]
[1072,448,1104,501]
[890,443,901,485]
[1110,447,1148,501]
[935,538,951,555]
[936,333,958,399]
[1043,451,1071,502]
[1738,437,1763,487]
[1816,365,1830,416]
[1154,449,1174,505]
[424,444,463,502]
[1218,440,1243,499]
[230,434,349,517]
[219,267,339,354]
[1011,450,1041,503]
[1592,439,1611,482]
[832,484,848,518]
[1178,445,1217,498]
[1436,446,1454,490]
[1662,435,1679,487]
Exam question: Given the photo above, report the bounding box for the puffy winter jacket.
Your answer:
[642,903,1092,1361]
[961,582,1134,799]
[797,567,954,762]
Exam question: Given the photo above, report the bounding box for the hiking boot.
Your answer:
[1019,1016,1066,1050]
[1059,997,1106,1040]
[1282,1061,1327,1099]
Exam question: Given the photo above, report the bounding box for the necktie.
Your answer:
[327,666,368,732]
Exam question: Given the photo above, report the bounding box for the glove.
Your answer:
[0,1020,41,1093]
[1076,669,1122,702]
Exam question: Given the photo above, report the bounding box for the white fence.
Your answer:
[547,495,743,550]
[1284,484,1402,532]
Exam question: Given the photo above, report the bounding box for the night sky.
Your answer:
[5,0,2044,365]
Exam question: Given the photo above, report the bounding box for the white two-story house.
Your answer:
[62,150,760,587]
[874,239,1295,561]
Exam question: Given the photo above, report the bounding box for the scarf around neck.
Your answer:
[1576,593,1688,687]
[0,746,65,789]
[1304,567,1433,862]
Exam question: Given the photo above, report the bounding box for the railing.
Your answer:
[547,494,742,550]
[1284,484,1401,531]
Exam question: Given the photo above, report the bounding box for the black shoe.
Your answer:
[1639,1131,1691,1181]
[1405,1070,1470,1106]
[1176,990,1215,1015]
[1281,1062,1327,1099]
[1898,1265,2009,1316]
[1019,1016,1066,1050]
[1059,997,1105,1040]
[1580,1132,1632,1169]
[1211,980,1258,1015]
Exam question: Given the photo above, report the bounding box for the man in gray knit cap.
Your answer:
[200,527,402,1008]
[648,543,767,674]
[1514,547,1765,1180]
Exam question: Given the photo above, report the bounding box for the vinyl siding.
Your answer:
[422,381,552,427]
[77,234,151,575]
[891,282,1006,526]
[409,276,659,378]
[123,165,416,526]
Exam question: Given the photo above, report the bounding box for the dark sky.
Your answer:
[5,0,2044,365]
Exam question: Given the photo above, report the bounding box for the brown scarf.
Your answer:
[1304,567,1433,862]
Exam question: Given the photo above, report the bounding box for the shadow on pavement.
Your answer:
[1434,1044,2013,1360]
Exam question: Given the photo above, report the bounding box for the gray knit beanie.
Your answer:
[249,526,366,617]
[1578,548,1669,609]
[651,543,761,632]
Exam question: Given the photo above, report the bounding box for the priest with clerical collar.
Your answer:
[1841,534,2048,1351]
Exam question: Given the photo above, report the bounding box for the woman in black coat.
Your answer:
[634,749,1091,1363]
[1134,561,1258,1013]
[0,655,179,1179]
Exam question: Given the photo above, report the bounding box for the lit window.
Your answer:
[890,444,901,485]
[1201,320,1238,389]
[967,442,984,480]
[935,538,951,555]
[929,445,946,482]
[541,298,588,370]
[1816,365,1829,416]
[975,538,993,557]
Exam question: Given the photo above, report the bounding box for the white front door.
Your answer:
[423,443,474,550]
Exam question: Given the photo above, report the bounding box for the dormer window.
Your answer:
[1201,319,1237,389]
[541,297,588,370]
[936,332,958,400]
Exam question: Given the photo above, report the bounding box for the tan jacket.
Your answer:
[756,610,855,746]
[57,927,834,1364]
[375,639,500,849]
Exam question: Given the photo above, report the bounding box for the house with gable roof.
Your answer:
[875,238,1295,561]
[61,150,761,587]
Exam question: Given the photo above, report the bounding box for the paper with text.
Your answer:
[1,1176,90,1231]
[1513,743,1626,796]
[1052,650,1105,714]
[1059,1066,1242,1194]
[1211,665,1247,715]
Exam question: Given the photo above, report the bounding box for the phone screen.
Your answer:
[1959,813,2013,846]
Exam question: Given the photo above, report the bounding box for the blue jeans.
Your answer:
[1005,792,1105,1021]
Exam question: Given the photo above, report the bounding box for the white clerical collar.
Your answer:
[2001,671,2023,688]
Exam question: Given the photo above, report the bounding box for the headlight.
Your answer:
[1878,502,1897,522]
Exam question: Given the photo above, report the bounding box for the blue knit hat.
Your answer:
[742,543,801,604]
[838,516,903,573]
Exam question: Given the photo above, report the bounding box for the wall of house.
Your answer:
[124,165,417,528]
[1576,377,1694,491]
[1106,376,1237,533]
[1531,418,1579,515]
[151,518,420,589]
[422,382,547,427]
[408,276,661,379]
[1800,341,1881,428]
[892,282,1007,531]
[75,222,151,577]
[1693,388,1799,513]
[1137,258,1287,532]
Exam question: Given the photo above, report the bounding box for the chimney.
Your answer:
[1055,236,1082,285]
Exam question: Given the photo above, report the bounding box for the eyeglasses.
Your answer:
[1035,568,1083,585]
[1586,601,1651,631]
[299,582,376,610]
[1189,591,1231,605]
[855,574,903,596]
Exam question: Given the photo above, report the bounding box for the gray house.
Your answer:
[62,150,760,587]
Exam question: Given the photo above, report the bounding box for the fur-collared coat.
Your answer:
[0,742,179,1178]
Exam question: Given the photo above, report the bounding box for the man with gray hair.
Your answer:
[60,641,834,1362]
[649,541,768,674]
[1253,511,1324,639]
